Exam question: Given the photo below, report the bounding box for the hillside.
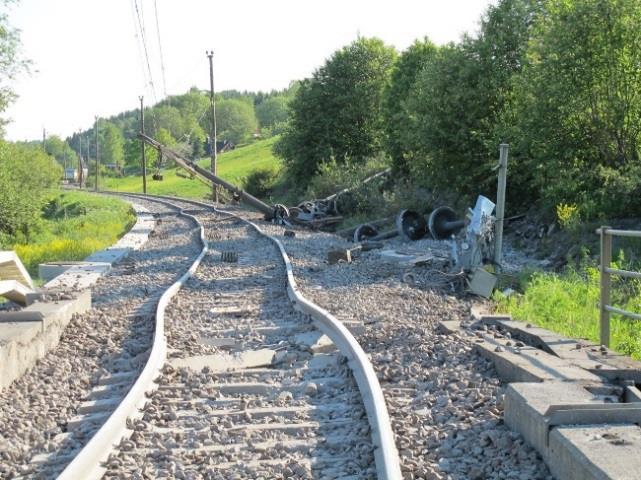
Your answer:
[103,137,281,199]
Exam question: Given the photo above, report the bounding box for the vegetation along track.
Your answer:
[59,193,400,480]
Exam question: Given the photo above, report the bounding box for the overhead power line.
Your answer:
[133,0,157,104]
[153,0,168,97]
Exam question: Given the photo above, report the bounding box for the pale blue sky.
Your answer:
[4,0,495,141]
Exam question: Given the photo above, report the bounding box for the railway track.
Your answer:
[56,194,400,479]
[1,199,203,479]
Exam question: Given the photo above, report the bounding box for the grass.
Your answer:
[103,137,282,199]
[494,262,641,359]
[11,190,136,277]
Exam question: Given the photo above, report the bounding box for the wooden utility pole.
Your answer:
[94,116,99,192]
[139,96,147,194]
[207,50,218,203]
[494,144,509,267]
[42,128,46,151]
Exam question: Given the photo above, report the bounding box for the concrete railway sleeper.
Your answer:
[58,193,401,480]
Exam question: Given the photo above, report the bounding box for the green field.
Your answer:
[12,190,135,277]
[103,137,281,199]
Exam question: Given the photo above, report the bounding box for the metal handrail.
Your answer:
[598,226,641,346]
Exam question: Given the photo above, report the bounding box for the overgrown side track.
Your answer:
[59,193,400,480]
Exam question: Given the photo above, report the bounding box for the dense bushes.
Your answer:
[243,166,279,199]
[511,0,641,217]
[276,0,641,221]
[0,141,61,244]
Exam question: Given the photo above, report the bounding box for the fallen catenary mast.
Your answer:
[139,133,349,229]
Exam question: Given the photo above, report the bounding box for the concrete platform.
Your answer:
[442,311,641,480]
[504,382,613,461]
[478,316,641,383]
[472,330,602,384]
[38,261,111,282]
[0,290,91,390]
[549,424,641,480]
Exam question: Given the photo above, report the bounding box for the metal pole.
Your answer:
[139,96,147,194]
[78,131,83,189]
[600,227,612,347]
[94,116,99,192]
[494,144,509,266]
[42,128,46,151]
[207,50,218,204]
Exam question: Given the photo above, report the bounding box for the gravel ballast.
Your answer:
[0,199,202,479]
[254,217,553,480]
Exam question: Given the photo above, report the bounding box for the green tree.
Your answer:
[255,96,290,130]
[216,98,257,144]
[275,37,397,187]
[99,122,125,170]
[0,141,60,241]
[382,38,438,175]
[0,1,29,134]
[150,105,187,140]
[44,135,78,169]
[514,0,641,217]
[405,0,538,201]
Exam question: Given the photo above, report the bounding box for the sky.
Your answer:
[4,0,495,142]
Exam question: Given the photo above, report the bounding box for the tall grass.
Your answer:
[495,261,641,359]
[11,191,135,276]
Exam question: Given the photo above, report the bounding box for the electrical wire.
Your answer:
[153,0,168,98]
[130,0,149,93]
[132,0,158,133]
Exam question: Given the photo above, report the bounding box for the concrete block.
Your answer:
[474,335,602,384]
[549,424,641,480]
[482,318,641,382]
[170,349,277,372]
[379,249,432,266]
[624,386,641,403]
[0,280,34,306]
[38,261,111,282]
[504,382,608,462]
[0,251,34,289]
[468,268,497,298]
[294,331,335,353]
[0,290,91,390]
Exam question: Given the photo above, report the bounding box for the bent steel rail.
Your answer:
[58,197,208,480]
[60,191,401,480]
[143,194,402,480]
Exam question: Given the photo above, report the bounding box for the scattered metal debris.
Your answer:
[360,241,384,252]
[327,248,353,265]
[353,223,379,242]
[396,209,428,241]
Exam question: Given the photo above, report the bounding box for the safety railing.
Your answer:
[598,227,641,346]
